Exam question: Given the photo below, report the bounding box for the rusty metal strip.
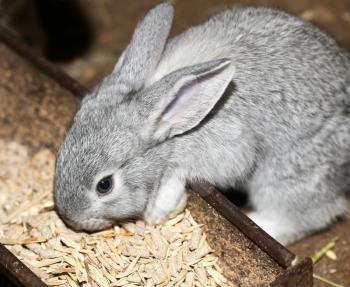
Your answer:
[0,26,89,97]
[189,182,296,268]
[270,257,313,287]
[0,245,46,287]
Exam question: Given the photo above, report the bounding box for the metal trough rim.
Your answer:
[0,26,312,287]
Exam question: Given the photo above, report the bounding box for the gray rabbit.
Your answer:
[54,2,350,245]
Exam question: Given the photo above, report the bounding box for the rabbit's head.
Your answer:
[54,3,234,231]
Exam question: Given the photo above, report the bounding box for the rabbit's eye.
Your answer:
[96,176,114,195]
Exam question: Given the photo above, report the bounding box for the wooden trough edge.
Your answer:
[190,183,314,286]
[271,257,313,287]
[0,244,46,287]
[0,25,313,286]
[189,182,296,268]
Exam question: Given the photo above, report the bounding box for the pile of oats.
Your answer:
[0,140,230,287]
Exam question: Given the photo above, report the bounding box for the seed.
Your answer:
[0,140,231,286]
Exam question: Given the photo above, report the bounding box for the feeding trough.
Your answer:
[0,28,313,287]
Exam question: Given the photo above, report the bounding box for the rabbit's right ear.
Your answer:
[112,3,174,93]
[144,59,235,142]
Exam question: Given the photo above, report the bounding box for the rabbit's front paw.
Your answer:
[168,192,188,218]
[144,207,168,225]
[144,174,187,225]
[144,192,188,225]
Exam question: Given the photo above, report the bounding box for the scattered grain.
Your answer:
[0,140,231,286]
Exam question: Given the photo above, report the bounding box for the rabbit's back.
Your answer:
[149,7,350,147]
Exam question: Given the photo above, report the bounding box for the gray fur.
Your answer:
[55,3,350,244]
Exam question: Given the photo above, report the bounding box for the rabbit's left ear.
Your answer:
[149,59,234,141]
[112,3,174,92]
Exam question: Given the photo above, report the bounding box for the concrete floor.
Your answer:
[56,1,350,286]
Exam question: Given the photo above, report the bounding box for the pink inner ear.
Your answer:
[160,80,200,122]
[153,59,233,139]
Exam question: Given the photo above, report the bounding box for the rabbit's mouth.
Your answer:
[83,218,114,231]
[64,216,114,232]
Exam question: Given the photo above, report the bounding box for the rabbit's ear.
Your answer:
[113,3,174,92]
[150,59,234,141]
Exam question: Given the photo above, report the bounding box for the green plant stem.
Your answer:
[313,274,344,287]
[311,236,338,264]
